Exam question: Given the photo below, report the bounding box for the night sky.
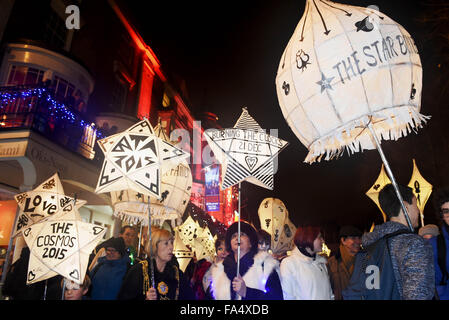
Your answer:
[122,0,447,239]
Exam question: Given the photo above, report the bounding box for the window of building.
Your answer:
[43,8,68,49]
[111,76,128,112]
[7,66,45,86]
[54,76,75,101]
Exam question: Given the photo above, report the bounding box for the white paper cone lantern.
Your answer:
[276,0,429,163]
[258,198,296,255]
[111,160,192,226]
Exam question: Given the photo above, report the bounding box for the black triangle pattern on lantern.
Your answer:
[204,108,288,191]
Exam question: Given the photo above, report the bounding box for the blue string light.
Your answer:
[0,86,104,139]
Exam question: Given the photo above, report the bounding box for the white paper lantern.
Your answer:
[111,160,192,226]
[110,125,192,226]
[276,0,429,163]
[258,198,296,255]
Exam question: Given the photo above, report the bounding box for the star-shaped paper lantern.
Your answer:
[175,216,200,248]
[22,213,106,285]
[193,226,217,262]
[366,164,391,222]
[95,119,190,199]
[408,159,432,214]
[14,173,86,235]
[204,108,289,190]
[110,124,192,226]
[173,228,193,273]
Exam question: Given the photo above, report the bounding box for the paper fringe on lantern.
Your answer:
[305,111,430,163]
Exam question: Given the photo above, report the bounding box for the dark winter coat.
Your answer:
[362,221,435,300]
[117,257,194,300]
[89,255,130,300]
[429,224,449,299]
[2,247,62,300]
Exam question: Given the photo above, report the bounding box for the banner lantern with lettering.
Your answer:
[14,173,86,235]
[22,214,106,285]
[204,108,289,191]
[276,0,429,164]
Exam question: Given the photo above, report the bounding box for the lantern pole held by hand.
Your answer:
[236,182,241,279]
[147,196,155,289]
[367,122,414,232]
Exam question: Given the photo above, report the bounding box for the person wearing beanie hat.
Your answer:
[89,237,130,300]
[327,225,362,300]
[419,224,440,240]
[206,221,283,300]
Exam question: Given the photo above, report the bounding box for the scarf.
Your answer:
[222,251,256,300]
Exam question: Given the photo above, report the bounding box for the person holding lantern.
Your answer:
[117,226,194,300]
[206,221,283,300]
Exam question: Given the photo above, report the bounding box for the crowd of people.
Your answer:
[3,183,449,300]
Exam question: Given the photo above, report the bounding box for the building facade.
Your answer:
[0,0,238,281]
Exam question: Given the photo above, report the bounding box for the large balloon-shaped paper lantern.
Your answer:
[276,0,429,163]
[258,198,296,255]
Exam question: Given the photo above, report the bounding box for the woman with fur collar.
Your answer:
[280,226,334,300]
[206,221,283,300]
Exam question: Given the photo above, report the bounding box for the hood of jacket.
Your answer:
[362,221,410,247]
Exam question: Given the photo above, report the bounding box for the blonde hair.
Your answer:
[145,226,173,256]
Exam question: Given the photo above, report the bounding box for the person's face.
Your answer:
[231,232,252,255]
[216,242,229,261]
[156,237,174,263]
[258,241,270,252]
[441,202,449,226]
[312,233,324,253]
[105,247,121,261]
[120,228,137,247]
[405,196,420,228]
[341,236,362,255]
[64,281,88,300]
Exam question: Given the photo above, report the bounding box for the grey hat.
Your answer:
[418,224,440,237]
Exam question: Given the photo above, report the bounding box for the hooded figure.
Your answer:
[89,237,130,300]
[207,221,283,300]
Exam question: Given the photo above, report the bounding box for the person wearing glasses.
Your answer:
[62,275,91,300]
[88,237,130,300]
[429,187,449,300]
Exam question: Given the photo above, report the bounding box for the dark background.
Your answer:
[121,0,448,241]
